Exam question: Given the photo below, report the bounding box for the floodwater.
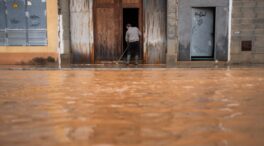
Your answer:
[0,69,263,146]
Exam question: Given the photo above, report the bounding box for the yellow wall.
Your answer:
[0,0,58,53]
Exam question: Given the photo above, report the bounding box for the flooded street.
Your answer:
[0,69,263,146]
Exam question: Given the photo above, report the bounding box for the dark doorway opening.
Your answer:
[122,8,140,60]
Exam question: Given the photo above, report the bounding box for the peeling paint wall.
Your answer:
[70,0,94,64]
[67,0,169,64]
[143,0,167,64]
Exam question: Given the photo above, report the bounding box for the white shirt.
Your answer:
[125,27,141,43]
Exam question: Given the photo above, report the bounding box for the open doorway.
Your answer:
[122,8,140,60]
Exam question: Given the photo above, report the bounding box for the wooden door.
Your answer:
[143,0,167,64]
[94,0,121,62]
[70,0,94,64]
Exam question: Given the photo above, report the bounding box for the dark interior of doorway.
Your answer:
[122,8,140,60]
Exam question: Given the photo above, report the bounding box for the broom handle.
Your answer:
[118,43,129,61]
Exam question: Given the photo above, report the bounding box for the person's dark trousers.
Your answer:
[126,41,140,65]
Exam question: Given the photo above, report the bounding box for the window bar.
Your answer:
[4,0,8,46]
[25,0,29,46]
[1,0,47,46]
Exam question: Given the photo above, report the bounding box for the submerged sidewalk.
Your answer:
[0,62,264,70]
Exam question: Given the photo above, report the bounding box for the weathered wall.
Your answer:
[230,0,264,64]
[62,0,173,65]
[58,0,71,59]
[144,0,167,64]
[166,0,178,66]
[70,0,94,64]
[0,0,58,65]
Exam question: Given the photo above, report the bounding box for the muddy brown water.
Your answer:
[0,69,263,146]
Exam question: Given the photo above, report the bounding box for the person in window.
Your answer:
[125,23,141,65]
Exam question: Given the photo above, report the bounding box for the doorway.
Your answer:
[122,8,141,60]
[94,0,142,63]
[190,7,215,61]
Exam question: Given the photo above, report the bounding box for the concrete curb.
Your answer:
[0,64,264,71]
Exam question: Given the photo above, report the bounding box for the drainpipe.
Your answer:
[57,15,64,69]
[228,0,233,63]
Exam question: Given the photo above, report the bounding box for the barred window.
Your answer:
[0,0,47,46]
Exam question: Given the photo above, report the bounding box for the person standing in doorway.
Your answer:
[125,24,141,65]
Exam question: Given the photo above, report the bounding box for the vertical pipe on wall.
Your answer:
[58,15,63,69]
[58,15,64,54]
[4,0,8,46]
[228,0,233,62]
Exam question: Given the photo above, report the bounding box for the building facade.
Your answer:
[0,0,263,65]
[0,0,58,64]
[230,0,264,64]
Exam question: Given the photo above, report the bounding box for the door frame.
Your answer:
[178,0,229,61]
[93,0,144,63]
[121,1,143,61]
[190,7,216,61]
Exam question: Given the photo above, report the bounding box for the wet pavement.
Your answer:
[0,68,264,146]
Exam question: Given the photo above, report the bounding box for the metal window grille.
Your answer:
[0,0,47,46]
[241,41,252,51]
